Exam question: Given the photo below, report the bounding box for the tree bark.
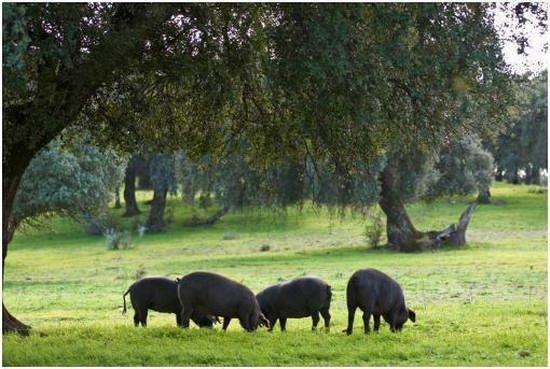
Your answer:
[494,169,503,182]
[476,186,491,204]
[378,165,421,250]
[189,206,231,226]
[123,156,141,217]
[379,164,477,252]
[114,186,121,209]
[525,165,540,185]
[3,157,33,335]
[182,181,195,205]
[135,157,152,190]
[82,212,105,235]
[145,189,167,232]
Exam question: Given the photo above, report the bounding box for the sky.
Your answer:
[493,3,548,75]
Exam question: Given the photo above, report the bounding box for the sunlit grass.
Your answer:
[2,182,547,366]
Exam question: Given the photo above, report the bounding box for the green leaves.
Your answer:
[12,140,124,228]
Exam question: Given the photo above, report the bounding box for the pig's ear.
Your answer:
[408,309,416,323]
[260,314,270,329]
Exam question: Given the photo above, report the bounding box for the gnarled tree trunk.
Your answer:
[379,164,477,252]
[182,181,195,205]
[3,157,33,335]
[114,186,121,209]
[123,156,141,217]
[189,206,230,226]
[145,189,167,232]
[477,186,491,204]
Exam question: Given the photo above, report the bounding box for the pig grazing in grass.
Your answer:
[256,277,332,331]
[344,268,415,334]
[123,277,217,328]
[177,271,269,332]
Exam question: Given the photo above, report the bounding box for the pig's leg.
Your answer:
[222,317,231,331]
[344,305,356,335]
[176,313,182,327]
[133,313,140,327]
[362,310,371,334]
[267,315,278,332]
[373,314,381,332]
[180,304,193,329]
[320,307,331,330]
[238,311,252,332]
[311,311,320,330]
[140,309,148,327]
[279,316,287,331]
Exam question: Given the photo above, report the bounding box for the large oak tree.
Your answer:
[2,3,540,334]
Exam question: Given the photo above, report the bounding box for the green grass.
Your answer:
[2,182,547,366]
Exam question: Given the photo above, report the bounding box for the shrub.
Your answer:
[104,229,133,250]
[363,209,384,249]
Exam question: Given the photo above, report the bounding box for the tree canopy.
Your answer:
[2,2,546,334]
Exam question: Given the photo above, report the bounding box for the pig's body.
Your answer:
[344,268,415,334]
[123,277,215,328]
[177,271,268,332]
[256,277,332,331]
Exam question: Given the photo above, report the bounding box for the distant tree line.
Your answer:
[489,72,547,185]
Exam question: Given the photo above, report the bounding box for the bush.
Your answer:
[363,209,384,249]
[104,229,133,250]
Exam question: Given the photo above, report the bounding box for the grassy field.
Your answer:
[2,182,547,366]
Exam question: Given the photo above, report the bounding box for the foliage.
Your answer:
[489,72,548,183]
[104,229,133,250]
[149,153,177,196]
[77,3,519,171]
[12,140,124,230]
[363,209,385,249]
[427,135,495,198]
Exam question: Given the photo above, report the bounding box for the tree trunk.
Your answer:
[136,157,152,190]
[494,169,503,182]
[189,206,231,226]
[114,186,121,209]
[82,212,105,236]
[182,181,195,205]
[123,156,141,217]
[378,165,422,251]
[3,160,33,335]
[524,165,534,184]
[527,166,541,185]
[507,167,520,184]
[476,186,491,204]
[379,164,477,252]
[146,189,167,232]
[532,166,541,185]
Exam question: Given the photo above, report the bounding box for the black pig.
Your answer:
[344,268,415,334]
[177,271,269,332]
[256,277,332,331]
[123,277,217,327]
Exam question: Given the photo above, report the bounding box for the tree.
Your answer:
[145,153,177,232]
[122,155,142,217]
[490,72,548,184]
[378,136,495,252]
[430,136,494,204]
[12,140,124,238]
[2,2,178,334]
[3,2,543,334]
